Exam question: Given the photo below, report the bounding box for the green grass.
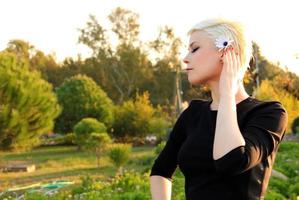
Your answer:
[0,145,155,191]
[1,141,298,199]
[265,141,299,199]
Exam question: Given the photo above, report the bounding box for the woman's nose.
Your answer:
[183,56,189,64]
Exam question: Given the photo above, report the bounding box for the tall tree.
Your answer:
[0,52,61,151]
[108,7,140,45]
[78,9,153,104]
[5,39,34,61]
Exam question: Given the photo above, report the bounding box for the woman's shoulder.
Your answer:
[186,97,286,114]
[241,98,288,127]
[188,97,286,116]
[247,97,286,114]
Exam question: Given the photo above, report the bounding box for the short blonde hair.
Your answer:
[187,17,253,80]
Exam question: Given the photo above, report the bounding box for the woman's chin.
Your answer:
[188,76,204,85]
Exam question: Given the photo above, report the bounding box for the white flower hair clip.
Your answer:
[214,36,234,52]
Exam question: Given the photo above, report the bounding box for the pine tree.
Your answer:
[0,52,61,151]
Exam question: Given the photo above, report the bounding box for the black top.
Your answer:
[149,96,288,200]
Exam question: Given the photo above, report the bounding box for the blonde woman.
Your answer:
[149,17,288,200]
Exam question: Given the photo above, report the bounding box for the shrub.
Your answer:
[265,189,286,200]
[107,143,132,176]
[112,91,170,142]
[55,74,114,134]
[149,117,171,141]
[63,132,77,145]
[112,91,155,140]
[256,79,299,134]
[73,118,107,149]
[291,116,299,135]
[71,170,151,199]
[154,140,166,156]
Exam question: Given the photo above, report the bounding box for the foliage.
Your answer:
[112,91,171,142]
[291,116,299,134]
[0,52,61,151]
[55,74,114,134]
[112,91,154,140]
[264,141,299,199]
[1,141,299,199]
[107,143,132,176]
[74,118,108,150]
[154,140,166,156]
[149,117,171,141]
[255,79,299,134]
[85,132,112,167]
[78,9,153,104]
[70,170,152,199]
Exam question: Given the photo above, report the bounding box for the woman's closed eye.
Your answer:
[191,47,199,53]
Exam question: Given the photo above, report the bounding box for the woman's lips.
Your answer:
[186,68,193,71]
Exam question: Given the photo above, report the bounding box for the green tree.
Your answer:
[3,39,68,89]
[85,132,112,168]
[73,118,108,150]
[0,52,61,151]
[78,9,153,104]
[147,26,183,105]
[5,39,34,61]
[55,75,114,134]
[108,7,140,45]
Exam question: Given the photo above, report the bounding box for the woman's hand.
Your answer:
[219,46,242,97]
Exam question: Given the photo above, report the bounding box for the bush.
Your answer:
[268,141,299,198]
[112,91,170,142]
[289,182,299,197]
[55,74,114,134]
[107,143,132,176]
[154,140,166,156]
[265,189,286,200]
[63,132,77,145]
[255,79,299,134]
[291,116,299,134]
[71,170,152,199]
[149,117,171,141]
[112,92,154,140]
[41,133,77,146]
[74,118,107,149]
[267,177,289,196]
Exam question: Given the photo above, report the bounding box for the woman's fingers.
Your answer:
[231,47,237,73]
[229,46,239,75]
[236,54,243,79]
[226,47,233,73]
[223,49,229,72]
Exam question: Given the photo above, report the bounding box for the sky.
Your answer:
[0,0,298,75]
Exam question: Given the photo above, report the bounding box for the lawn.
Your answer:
[0,145,155,192]
[1,141,298,199]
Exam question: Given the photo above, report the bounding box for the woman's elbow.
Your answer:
[150,175,172,200]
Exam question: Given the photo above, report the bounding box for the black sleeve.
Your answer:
[213,102,288,175]
[149,102,192,181]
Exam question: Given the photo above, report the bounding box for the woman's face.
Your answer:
[183,30,223,85]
